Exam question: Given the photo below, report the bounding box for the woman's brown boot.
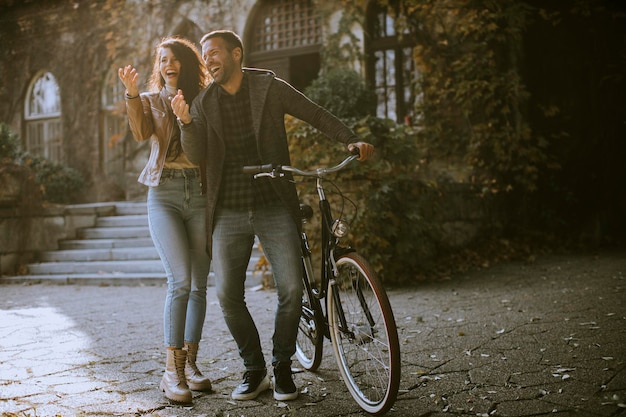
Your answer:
[160,348,192,404]
[184,341,212,392]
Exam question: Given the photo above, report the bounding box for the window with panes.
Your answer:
[24,71,63,162]
[366,1,417,124]
[248,0,322,92]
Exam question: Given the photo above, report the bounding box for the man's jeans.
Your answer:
[148,174,210,348]
[212,204,303,370]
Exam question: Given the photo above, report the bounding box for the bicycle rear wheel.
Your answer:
[328,252,400,415]
[295,265,324,370]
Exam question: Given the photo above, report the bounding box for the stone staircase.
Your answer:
[10,201,267,286]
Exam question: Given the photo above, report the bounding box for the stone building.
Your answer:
[0,0,417,202]
[1,0,624,277]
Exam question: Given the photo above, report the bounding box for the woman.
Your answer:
[118,36,211,405]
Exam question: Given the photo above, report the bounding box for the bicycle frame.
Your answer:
[245,154,370,338]
[244,154,400,415]
[302,174,356,339]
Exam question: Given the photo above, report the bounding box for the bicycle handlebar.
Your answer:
[243,151,359,179]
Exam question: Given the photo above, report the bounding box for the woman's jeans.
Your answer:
[212,204,303,370]
[147,172,210,348]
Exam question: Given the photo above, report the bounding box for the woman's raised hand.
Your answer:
[118,65,139,97]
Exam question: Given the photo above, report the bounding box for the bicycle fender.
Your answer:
[333,246,356,260]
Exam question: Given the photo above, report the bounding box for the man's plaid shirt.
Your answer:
[217,74,277,209]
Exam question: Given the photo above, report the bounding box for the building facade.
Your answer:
[0,0,417,202]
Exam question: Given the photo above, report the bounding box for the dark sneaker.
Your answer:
[273,362,298,401]
[232,369,270,400]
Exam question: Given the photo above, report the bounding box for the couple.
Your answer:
[119,30,374,406]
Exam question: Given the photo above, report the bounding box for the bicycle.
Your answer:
[243,152,401,415]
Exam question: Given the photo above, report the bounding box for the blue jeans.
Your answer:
[147,172,210,348]
[212,204,303,370]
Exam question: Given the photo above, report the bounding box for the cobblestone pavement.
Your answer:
[1,250,625,417]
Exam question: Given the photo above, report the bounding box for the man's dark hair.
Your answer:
[200,30,244,63]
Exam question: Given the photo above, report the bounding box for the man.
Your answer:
[171,30,374,401]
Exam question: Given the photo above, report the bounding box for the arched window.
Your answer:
[100,68,126,176]
[366,1,417,124]
[247,0,322,92]
[24,71,63,162]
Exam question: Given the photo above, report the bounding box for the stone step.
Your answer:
[34,251,262,271]
[96,214,148,228]
[59,238,155,250]
[1,272,169,286]
[27,260,166,275]
[49,242,263,258]
[0,270,268,287]
[28,254,262,273]
[39,247,160,262]
[113,201,148,216]
[77,226,151,240]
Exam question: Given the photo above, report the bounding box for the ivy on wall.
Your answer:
[400,0,547,196]
[315,0,366,73]
[314,0,558,195]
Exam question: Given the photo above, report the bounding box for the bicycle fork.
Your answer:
[317,177,377,345]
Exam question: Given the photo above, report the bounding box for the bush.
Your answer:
[287,113,441,284]
[304,68,375,119]
[0,123,20,161]
[285,67,447,284]
[343,117,440,283]
[0,123,84,204]
[32,159,84,204]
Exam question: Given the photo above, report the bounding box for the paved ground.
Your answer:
[0,250,625,417]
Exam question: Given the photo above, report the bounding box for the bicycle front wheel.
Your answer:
[327,252,401,415]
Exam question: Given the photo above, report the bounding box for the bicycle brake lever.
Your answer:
[253,171,284,179]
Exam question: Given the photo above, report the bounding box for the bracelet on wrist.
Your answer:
[177,117,191,127]
[125,92,139,99]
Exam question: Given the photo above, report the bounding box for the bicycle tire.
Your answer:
[295,265,324,371]
[327,252,401,415]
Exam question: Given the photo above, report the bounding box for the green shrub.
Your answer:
[0,123,21,161]
[284,66,444,284]
[343,117,440,283]
[32,159,84,204]
[304,68,375,119]
[287,113,439,284]
[0,123,84,204]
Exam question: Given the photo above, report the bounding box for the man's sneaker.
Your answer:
[273,362,298,401]
[232,369,270,400]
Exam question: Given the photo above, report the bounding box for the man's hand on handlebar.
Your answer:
[348,142,374,161]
